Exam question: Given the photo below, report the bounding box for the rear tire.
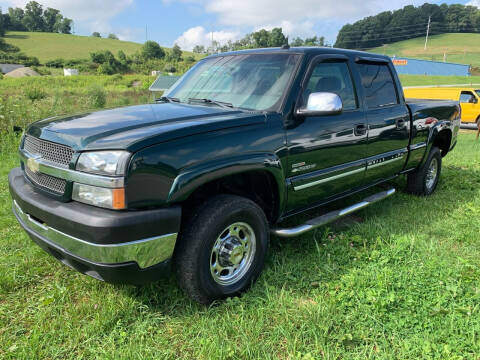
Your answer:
[407,146,442,196]
[174,194,269,304]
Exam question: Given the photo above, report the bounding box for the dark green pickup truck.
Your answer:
[9,47,460,304]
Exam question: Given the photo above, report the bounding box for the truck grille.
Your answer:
[24,166,67,194]
[24,135,74,168]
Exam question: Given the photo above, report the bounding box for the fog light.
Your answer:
[72,183,125,210]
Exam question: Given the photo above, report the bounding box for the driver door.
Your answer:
[285,56,368,212]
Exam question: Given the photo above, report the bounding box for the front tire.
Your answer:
[174,195,269,304]
[407,146,442,196]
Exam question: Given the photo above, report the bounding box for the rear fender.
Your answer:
[419,120,453,167]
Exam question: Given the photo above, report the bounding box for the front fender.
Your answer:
[167,153,286,210]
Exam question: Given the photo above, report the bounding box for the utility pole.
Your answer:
[424,16,431,50]
[145,25,148,42]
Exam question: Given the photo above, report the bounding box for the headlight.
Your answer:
[76,151,130,176]
[72,183,126,210]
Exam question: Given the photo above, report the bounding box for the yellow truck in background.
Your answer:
[404,87,480,125]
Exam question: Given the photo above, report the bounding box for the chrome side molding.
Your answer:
[272,188,396,238]
[13,200,177,268]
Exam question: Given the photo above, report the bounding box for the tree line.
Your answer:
[335,3,480,49]
[192,28,327,54]
[0,1,72,36]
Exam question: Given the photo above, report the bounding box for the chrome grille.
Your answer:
[24,165,67,194]
[24,135,74,168]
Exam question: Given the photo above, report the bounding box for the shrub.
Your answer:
[164,64,176,73]
[142,41,165,60]
[24,87,47,102]
[46,58,64,68]
[87,84,107,108]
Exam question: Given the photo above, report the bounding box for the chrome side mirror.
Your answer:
[296,92,343,117]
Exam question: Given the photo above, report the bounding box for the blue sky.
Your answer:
[0,0,477,50]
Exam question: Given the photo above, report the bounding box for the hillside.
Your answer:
[2,31,196,63]
[369,33,480,69]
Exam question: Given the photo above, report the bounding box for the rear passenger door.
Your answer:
[356,59,410,183]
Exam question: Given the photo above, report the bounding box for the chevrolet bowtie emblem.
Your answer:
[26,156,41,174]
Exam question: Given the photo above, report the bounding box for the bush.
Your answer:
[24,87,47,102]
[46,58,65,68]
[142,41,165,60]
[87,84,107,108]
[164,64,176,73]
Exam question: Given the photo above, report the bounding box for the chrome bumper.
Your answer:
[13,200,177,268]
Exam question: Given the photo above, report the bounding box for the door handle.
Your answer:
[396,118,406,129]
[354,124,367,136]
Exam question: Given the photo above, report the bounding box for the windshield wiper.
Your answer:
[188,98,234,109]
[156,96,180,103]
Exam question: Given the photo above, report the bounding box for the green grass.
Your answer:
[369,33,480,68]
[399,74,480,87]
[0,75,154,133]
[1,131,480,359]
[1,77,480,358]
[3,31,201,63]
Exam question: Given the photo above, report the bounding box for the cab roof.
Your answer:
[207,46,391,62]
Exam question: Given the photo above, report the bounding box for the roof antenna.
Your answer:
[282,36,290,49]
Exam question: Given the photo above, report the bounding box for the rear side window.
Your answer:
[303,62,358,111]
[357,63,399,108]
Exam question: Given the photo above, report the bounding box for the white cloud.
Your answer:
[466,0,480,7]
[205,0,427,27]
[2,0,134,33]
[175,26,240,50]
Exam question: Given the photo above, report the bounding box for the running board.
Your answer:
[272,188,396,238]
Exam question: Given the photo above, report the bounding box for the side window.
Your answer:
[303,62,358,111]
[357,63,399,108]
[460,91,476,104]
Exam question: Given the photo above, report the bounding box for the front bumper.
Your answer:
[9,167,182,284]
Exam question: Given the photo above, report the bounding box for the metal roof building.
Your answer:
[391,57,471,76]
[149,75,181,92]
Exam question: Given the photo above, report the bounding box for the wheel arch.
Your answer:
[167,154,286,223]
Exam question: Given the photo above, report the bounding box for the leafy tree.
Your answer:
[252,29,270,47]
[291,37,304,46]
[268,27,287,47]
[43,7,59,32]
[192,45,205,53]
[92,32,101,38]
[141,40,165,59]
[54,17,72,34]
[7,7,26,31]
[171,43,182,61]
[335,3,480,49]
[0,7,5,37]
[108,33,118,40]
[117,50,128,63]
[23,1,45,32]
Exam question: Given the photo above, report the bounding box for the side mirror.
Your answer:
[296,92,343,117]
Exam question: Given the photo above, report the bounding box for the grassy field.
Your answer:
[369,33,480,68]
[3,31,201,63]
[1,76,480,358]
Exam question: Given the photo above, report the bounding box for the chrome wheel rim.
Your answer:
[426,158,438,190]
[210,222,256,286]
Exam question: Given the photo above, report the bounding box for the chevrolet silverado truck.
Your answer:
[9,47,460,304]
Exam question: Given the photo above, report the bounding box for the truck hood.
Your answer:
[27,103,265,151]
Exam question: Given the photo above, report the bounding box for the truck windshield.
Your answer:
[164,53,300,111]
[476,90,480,98]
